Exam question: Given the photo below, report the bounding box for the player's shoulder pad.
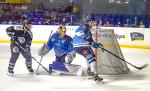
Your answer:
[85,24,90,29]
[51,31,59,38]
[26,31,33,38]
[65,35,73,42]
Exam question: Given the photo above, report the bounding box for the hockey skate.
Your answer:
[87,71,95,79]
[93,74,104,84]
[7,70,14,76]
[87,71,104,84]
[87,68,95,79]
[27,67,34,74]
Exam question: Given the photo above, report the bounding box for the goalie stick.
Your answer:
[36,30,53,75]
[35,56,43,75]
[14,41,51,74]
[98,45,148,70]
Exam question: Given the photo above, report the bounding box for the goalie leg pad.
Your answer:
[50,61,82,76]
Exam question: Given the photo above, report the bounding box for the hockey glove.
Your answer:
[6,26,15,37]
[98,43,104,52]
[91,42,104,52]
[38,43,50,57]
[91,42,101,48]
[65,51,76,64]
[98,43,104,48]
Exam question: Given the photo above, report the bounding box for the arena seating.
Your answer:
[0,8,149,28]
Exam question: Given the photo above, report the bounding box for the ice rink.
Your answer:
[0,44,150,91]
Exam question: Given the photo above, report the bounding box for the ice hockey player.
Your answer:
[38,25,76,73]
[6,20,34,76]
[73,18,104,82]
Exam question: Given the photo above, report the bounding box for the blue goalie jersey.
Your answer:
[47,31,74,57]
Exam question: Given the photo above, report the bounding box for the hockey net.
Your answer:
[93,29,130,75]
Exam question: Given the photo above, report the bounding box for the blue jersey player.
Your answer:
[38,26,75,64]
[73,19,103,82]
[6,20,34,76]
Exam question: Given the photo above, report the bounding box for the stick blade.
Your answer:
[138,64,149,70]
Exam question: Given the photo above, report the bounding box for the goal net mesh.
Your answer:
[93,29,130,75]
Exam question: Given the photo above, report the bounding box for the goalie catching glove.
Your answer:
[65,50,76,64]
[38,43,50,56]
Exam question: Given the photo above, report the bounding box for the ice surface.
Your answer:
[0,44,150,91]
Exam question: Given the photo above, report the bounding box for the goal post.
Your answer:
[93,29,130,75]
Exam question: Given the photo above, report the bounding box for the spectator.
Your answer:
[58,4,66,13]
[60,17,67,25]
[37,2,45,11]
[103,21,113,27]
[43,18,51,25]
[138,21,145,28]
[124,18,131,27]
[50,9,58,23]
[64,2,74,14]
[97,19,103,27]
[116,21,123,27]
[131,16,139,27]
[72,3,80,14]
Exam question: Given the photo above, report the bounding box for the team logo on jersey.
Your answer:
[13,47,19,53]
[18,37,25,44]
[82,50,89,55]
[61,40,65,43]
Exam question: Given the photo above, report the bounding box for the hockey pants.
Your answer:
[74,46,98,74]
[8,43,32,71]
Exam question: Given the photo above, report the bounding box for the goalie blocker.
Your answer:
[49,61,82,76]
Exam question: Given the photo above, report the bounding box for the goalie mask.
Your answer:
[59,25,67,38]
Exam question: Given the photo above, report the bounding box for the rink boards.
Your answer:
[0,25,150,49]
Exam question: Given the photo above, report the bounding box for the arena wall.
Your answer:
[0,25,150,49]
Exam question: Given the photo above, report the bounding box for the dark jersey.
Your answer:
[6,26,33,48]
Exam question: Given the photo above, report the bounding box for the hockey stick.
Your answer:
[31,56,51,74]
[98,45,148,70]
[14,41,51,74]
[35,31,53,74]
[35,56,43,74]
